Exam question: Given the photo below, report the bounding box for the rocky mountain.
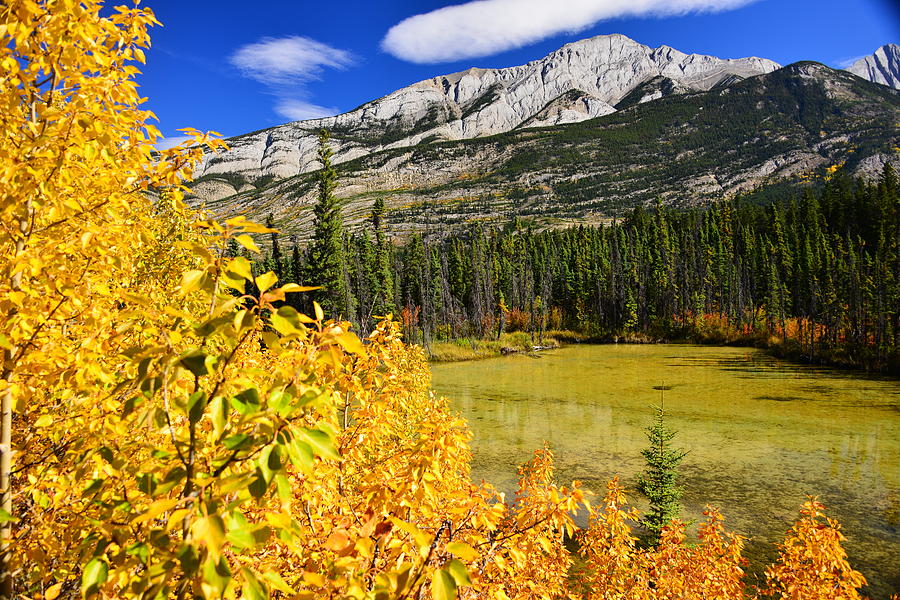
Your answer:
[194,34,779,199]
[196,62,899,242]
[847,43,900,89]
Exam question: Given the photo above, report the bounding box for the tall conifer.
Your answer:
[308,130,349,316]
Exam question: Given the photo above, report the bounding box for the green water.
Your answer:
[430,344,900,598]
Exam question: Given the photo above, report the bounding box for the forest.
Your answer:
[258,147,900,373]
[0,2,891,599]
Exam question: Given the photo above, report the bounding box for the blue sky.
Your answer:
[138,0,899,146]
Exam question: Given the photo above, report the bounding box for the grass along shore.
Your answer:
[427,331,562,362]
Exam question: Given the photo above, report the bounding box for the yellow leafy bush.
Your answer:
[0,2,875,600]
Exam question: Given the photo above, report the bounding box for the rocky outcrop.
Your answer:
[194,34,779,188]
[847,44,900,89]
[204,61,899,243]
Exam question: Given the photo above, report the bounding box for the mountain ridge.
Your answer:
[193,61,900,243]
[195,34,780,191]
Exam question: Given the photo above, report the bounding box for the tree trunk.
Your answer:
[1,205,29,599]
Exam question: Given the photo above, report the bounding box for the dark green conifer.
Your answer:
[638,403,687,544]
[371,196,396,315]
[308,130,350,317]
[265,213,283,281]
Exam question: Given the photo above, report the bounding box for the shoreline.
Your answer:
[427,330,900,376]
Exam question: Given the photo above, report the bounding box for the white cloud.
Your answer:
[154,135,194,151]
[834,55,865,70]
[382,0,759,64]
[230,36,355,84]
[230,36,354,122]
[274,99,340,121]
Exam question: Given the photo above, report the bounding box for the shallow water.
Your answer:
[430,344,900,598]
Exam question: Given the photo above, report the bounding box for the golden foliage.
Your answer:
[764,498,867,600]
[0,2,877,600]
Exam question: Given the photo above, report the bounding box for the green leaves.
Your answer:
[297,426,340,461]
[187,391,207,424]
[179,350,213,377]
[81,557,108,598]
[270,305,307,337]
[240,568,269,600]
[201,556,231,597]
[231,388,261,415]
[284,435,314,473]
[257,445,282,484]
[222,433,251,451]
[445,559,472,587]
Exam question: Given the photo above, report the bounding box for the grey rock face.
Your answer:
[848,44,900,89]
[195,34,779,185]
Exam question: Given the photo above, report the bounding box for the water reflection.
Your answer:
[431,344,900,598]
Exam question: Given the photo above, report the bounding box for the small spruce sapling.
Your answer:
[638,400,688,544]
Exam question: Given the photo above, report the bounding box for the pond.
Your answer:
[430,344,900,598]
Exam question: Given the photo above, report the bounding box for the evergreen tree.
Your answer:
[290,242,303,283]
[224,237,240,258]
[638,404,688,544]
[251,164,898,371]
[266,213,283,280]
[371,196,396,315]
[307,130,350,316]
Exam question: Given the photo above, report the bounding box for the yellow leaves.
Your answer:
[131,498,179,525]
[277,282,320,293]
[446,541,479,562]
[226,256,253,281]
[766,498,867,600]
[234,233,260,254]
[44,582,63,600]
[1,3,872,593]
[193,514,227,561]
[324,529,353,554]
[179,269,206,295]
[431,568,457,600]
[224,215,275,234]
[334,330,366,355]
[233,308,256,333]
[270,306,307,338]
[255,271,277,293]
[33,414,53,428]
[314,301,324,322]
[301,570,326,588]
[391,518,432,551]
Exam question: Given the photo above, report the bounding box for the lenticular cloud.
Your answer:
[230,36,355,85]
[381,0,757,64]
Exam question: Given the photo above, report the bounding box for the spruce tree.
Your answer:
[265,213,283,281]
[371,196,396,315]
[308,130,349,316]
[638,403,687,544]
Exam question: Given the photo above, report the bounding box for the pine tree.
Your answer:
[638,403,688,544]
[266,213,283,281]
[371,196,396,315]
[224,237,241,258]
[308,130,349,316]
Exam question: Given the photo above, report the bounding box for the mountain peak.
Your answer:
[192,34,781,190]
[847,43,900,89]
